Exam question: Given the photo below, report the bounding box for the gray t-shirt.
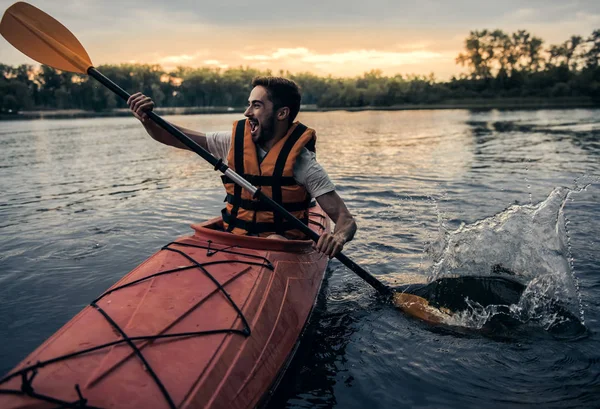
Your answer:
[206,131,335,198]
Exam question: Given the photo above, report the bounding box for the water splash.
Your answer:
[425,186,587,333]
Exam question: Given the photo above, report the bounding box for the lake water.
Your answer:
[1,109,599,408]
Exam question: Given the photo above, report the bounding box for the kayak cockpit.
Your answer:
[190,208,328,253]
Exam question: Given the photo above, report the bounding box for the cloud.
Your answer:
[158,53,202,65]
[203,60,229,69]
[242,47,442,66]
[272,48,312,58]
[396,42,435,50]
[237,46,451,77]
[573,11,600,25]
[304,50,442,66]
[243,48,311,61]
[152,52,210,68]
[242,55,273,61]
[509,8,537,20]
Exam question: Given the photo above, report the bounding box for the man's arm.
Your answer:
[127,92,208,151]
[315,191,357,258]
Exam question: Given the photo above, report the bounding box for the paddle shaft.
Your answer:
[88,67,392,297]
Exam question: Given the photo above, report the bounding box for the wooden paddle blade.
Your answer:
[392,292,451,324]
[0,2,92,73]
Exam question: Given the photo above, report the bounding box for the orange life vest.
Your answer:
[221,119,316,238]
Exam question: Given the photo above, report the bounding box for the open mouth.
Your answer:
[249,119,258,135]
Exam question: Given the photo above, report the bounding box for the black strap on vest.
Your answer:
[226,120,246,232]
[221,174,296,186]
[222,208,308,235]
[272,123,308,235]
[224,193,308,212]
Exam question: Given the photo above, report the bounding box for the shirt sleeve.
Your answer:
[205,131,232,163]
[293,148,336,198]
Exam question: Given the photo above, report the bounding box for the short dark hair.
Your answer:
[251,76,301,125]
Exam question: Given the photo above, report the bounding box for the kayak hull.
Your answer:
[0,207,331,409]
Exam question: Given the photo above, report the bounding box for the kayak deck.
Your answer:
[0,207,330,409]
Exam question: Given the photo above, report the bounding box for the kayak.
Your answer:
[0,205,331,409]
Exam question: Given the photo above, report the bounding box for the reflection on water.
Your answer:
[1,109,599,408]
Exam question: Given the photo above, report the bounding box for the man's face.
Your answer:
[244,86,276,145]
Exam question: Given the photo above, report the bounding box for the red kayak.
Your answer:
[0,205,331,409]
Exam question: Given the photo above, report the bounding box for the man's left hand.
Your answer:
[315,232,347,258]
[314,190,357,258]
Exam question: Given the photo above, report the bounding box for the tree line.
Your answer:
[1,28,599,113]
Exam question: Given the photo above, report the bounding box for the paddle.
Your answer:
[0,1,437,315]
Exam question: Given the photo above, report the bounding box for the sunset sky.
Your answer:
[0,0,599,79]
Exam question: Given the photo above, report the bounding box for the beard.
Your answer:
[253,112,276,146]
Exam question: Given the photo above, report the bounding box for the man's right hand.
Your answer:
[127,92,154,123]
[126,93,209,152]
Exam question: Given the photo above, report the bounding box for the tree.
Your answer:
[583,30,600,69]
[510,30,544,72]
[547,44,567,67]
[526,36,544,72]
[564,35,584,71]
[491,30,513,74]
[456,29,544,78]
[456,30,494,79]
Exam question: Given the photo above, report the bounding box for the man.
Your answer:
[128,76,356,258]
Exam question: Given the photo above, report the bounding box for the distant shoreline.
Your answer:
[1,97,598,121]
